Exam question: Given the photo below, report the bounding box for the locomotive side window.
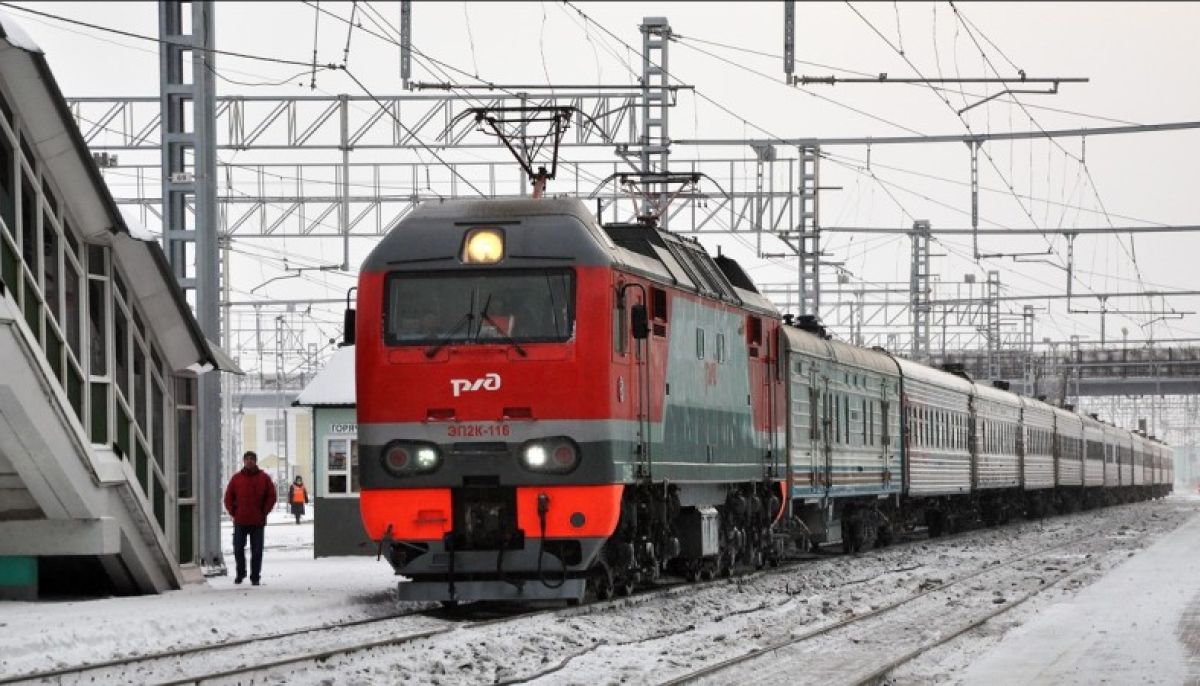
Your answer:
[384,268,574,346]
[613,296,628,356]
[649,287,668,337]
[747,316,762,357]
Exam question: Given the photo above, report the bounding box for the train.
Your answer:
[348,197,1173,605]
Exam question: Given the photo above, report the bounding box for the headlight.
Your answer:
[519,437,580,474]
[461,227,504,264]
[381,441,442,477]
[524,444,548,468]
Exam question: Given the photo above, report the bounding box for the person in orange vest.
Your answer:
[287,475,309,524]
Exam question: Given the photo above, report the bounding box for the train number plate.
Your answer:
[447,423,512,438]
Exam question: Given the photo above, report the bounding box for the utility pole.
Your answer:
[159,0,223,575]
[986,271,1000,379]
[639,17,671,225]
[783,1,795,83]
[798,146,821,317]
[399,1,412,89]
[910,221,932,362]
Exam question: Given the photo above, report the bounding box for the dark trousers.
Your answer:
[232,524,265,581]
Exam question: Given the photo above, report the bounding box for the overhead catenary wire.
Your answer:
[28,2,1193,341]
[0,1,338,70]
[945,2,1157,326]
[674,31,1138,126]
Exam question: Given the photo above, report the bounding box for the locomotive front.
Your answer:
[354,199,624,603]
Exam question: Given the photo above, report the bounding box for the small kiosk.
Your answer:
[293,345,371,556]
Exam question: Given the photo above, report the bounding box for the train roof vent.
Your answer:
[713,254,758,293]
[601,223,662,259]
[991,380,1010,391]
[790,314,830,340]
[661,234,741,304]
[1063,403,1075,411]
[1088,413,1100,420]
[1036,394,1048,402]
[939,362,973,382]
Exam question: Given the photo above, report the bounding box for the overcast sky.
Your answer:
[6,1,1200,369]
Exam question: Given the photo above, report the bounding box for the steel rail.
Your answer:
[659,529,1107,685]
[847,556,1096,685]
[0,607,437,685]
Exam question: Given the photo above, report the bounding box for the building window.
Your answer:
[265,418,286,443]
[696,328,705,359]
[326,437,359,495]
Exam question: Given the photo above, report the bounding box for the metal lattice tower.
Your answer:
[910,220,932,361]
[799,145,821,316]
[1022,304,1036,394]
[986,270,1001,379]
[639,17,671,224]
[159,0,223,574]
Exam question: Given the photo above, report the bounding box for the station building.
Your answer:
[0,17,235,598]
[233,387,312,499]
[293,345,372,556]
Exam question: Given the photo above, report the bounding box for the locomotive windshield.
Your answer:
[385,269,575,346]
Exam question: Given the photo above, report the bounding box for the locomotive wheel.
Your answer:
[876,525,893,548]
[719,552,734,578]
[700,560,716,581]
[842,521,860,555]
[589,562,615,601]
[859,521,876,552]
[616,575,636,597]
[684,562,701,583]
[927,513,945,538]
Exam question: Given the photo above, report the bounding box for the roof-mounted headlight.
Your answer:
[462,227,505,264]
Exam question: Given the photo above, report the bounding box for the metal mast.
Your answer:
[986,270,1001,379]
[639,17,671,225]
[798,145,821,316]
[159,0,223,575]
[910,220,932,362]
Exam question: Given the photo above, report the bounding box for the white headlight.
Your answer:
[416,447,438,469]
[524,444,548,468]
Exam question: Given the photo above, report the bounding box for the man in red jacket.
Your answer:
[223,451,277,585]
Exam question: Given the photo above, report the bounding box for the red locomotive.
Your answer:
[351,198,786,603]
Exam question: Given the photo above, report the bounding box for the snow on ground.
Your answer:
[0,506,402,680]
[0,498,1196,684]
[888,494,1200,686]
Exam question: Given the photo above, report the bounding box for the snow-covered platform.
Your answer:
[960,506,1200,684]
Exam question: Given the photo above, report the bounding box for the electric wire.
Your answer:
[948,2,1163,331]
[0,1,336,70]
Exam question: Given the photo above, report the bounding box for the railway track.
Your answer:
[473,511,1133,684]
[659,530,1118,685]
[0,607,446,686]
[2,563,782,685]
[3,506,1157,685]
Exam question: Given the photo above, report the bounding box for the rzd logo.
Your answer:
[450,372,502,397]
